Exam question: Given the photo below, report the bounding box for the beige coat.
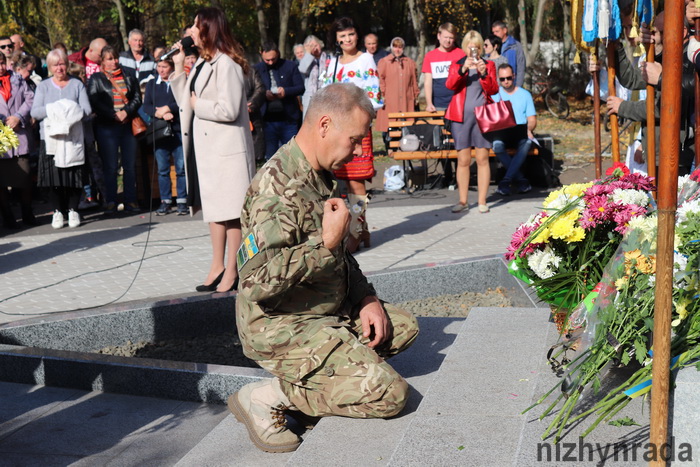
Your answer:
[375,55,420,133]
[171,52,256,223]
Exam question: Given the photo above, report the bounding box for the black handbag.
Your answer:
[401,119,443,151]
[144,118,174,145]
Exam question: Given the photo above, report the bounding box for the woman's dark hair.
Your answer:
[487,35,502,54]
[195,7,249,74]
[100,45,117,63]
[327,17,359,50]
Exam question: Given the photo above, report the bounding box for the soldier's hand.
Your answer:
[322,198,350,250]
[359,296,390,348]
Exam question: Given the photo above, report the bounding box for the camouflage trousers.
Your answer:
[255,302,419,419]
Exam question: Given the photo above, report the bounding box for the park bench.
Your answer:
[386,110,546,189]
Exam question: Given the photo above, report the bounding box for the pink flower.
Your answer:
[622,172,655,191]
[612,204,647,234]
[584,184,614,198]
[691,168,700,182]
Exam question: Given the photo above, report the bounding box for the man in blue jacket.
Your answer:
[254,42,305,160]
[492,21,526,88]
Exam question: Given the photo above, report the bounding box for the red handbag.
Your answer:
[474,94,517,134]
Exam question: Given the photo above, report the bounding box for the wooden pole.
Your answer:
[646,42,657,189]
[696,17,700,168]
[606,41,621,163]
[650,0,682,463]
[593,43,602,178]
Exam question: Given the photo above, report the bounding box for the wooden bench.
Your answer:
[387,111,542,189]
[387,110,540,160]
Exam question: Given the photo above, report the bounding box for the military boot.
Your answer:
[228,378,302,453]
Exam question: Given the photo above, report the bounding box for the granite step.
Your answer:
[174,316,465,466]
[288,306,656,466]
[281,307,550,466]
[175,307,695,466]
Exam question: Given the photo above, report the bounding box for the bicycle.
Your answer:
[530,67,570,119]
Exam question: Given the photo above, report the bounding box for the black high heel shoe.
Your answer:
[196,269,225,292]
[215,276,239,293]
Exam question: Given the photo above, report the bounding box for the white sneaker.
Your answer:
[51,211,64,229]
[68,210,80,228]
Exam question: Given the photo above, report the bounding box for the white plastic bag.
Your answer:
[383,165,405,191]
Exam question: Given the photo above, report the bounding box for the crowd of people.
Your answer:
[0,17,540,252]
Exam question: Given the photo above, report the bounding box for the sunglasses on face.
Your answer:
[0,44,14,50]
[499,76,514,82]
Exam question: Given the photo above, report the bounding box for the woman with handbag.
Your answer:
[320,17,383,253]
[445,31,498,214]
[142,58,187,216]
[87,46,142,214]
[31,49,92,229]
[170,7,256,293]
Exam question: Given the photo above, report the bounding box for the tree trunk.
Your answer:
[525,0,548,66]
[300,0,310,38]
[255,0,268,48]
[407,0,428,74]
[278,0,292,58]
[518,0,529,62]
[113,0,129,51]
[560,0,572,71]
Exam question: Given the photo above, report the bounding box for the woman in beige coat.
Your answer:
[375,37,419,142]
[171,7,256,293]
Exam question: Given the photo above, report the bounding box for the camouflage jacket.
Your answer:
[235,138,377,360]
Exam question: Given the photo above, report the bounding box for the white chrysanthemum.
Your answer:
[627,214,657,244]
[673,251,688,272]
[611,188,650,207]
[527,246,562,279]
[523,212,546,228]
[677,174,692,193]
[673,251,689,286]
[544,193,585,211]
[677,199,700,224]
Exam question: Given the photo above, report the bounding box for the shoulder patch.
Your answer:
[237,233,260,271]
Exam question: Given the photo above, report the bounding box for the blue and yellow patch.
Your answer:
[237,233,260,271]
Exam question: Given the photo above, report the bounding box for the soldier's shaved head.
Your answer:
[304,83,375,124]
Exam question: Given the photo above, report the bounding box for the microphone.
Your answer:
[160,36,195,61]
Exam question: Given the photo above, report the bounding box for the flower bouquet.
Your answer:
[506,163,655,317]
[0,121,20,155]
[524,168,700,442]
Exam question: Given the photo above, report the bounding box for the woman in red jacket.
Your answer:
[445,31,498,214]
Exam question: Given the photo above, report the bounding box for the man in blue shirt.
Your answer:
[491,63,537,195]
[254,42,305,160]
[492,21,526,88]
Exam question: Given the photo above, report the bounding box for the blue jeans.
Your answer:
[492,125,532,186]
[154,139,186,203]
[264,120,299,160]
[95,124,138,204]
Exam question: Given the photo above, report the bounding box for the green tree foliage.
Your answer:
[0,0,568,65]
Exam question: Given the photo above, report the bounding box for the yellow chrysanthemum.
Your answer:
[563,182,594,198]
[532,226,551,244]
[615,277,629,290]
[550,219,575,240]
[564,227,586,243]
[544,189,565,207]
[636,255,656,275]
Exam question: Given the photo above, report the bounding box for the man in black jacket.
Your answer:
[591,10,695,173]
[119,29,156,86]
[254,42,305,160]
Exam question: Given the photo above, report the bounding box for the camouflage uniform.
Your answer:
[236,138,419,419]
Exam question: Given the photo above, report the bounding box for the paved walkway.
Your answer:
[0,188,547,325]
